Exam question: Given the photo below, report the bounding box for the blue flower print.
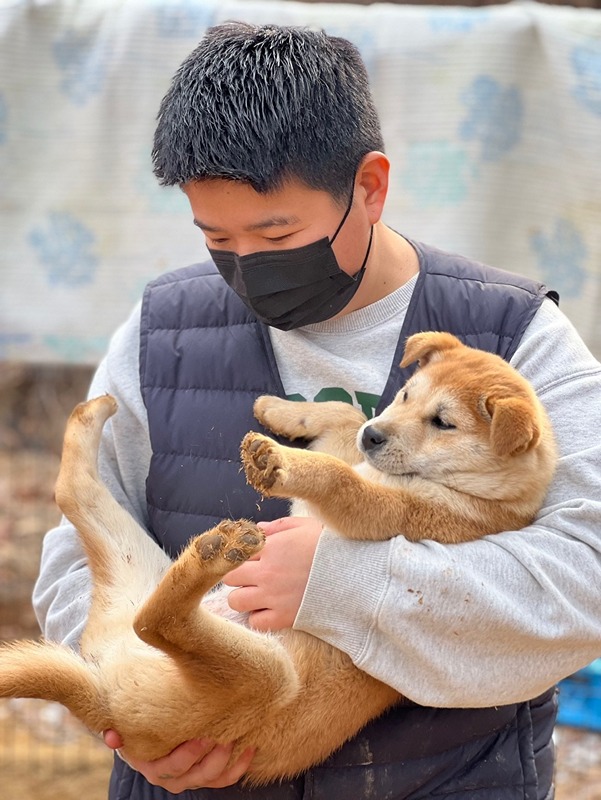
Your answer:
[429,9,490,33]
[459,75,523,161]
[28,212,98,287]
[52,29,107,105]
[155,1,216,38]
[401,141,469,208]
[530,219,588,299]
[0,93,7,144]
[571,45,601,117]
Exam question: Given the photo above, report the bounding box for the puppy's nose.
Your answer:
[361,425,387,451]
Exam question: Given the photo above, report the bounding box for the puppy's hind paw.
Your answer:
[240,432,286,494]
[194,520,265,566]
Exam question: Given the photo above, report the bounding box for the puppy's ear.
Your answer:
[479,395,541,457]
[400,332,464,369]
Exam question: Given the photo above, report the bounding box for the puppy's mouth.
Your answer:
[362,453,419,479]
[390,469,419,480]
[359,428,421,478]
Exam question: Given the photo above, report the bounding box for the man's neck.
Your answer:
[340,223,419,316]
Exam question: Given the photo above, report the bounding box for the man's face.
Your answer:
[182,178,371,279]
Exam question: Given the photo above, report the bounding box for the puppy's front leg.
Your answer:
[253,396,367,465]
[241,433,470,543]
[241,433,389,540]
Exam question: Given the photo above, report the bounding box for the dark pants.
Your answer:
[109,689,557,800]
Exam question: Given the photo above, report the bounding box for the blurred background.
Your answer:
[1,0,600,797]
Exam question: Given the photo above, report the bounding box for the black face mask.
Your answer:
[208,189,373,331]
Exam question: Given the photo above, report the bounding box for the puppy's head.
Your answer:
[357,332,555,501]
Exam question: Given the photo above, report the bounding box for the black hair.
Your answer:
[152,21,384,201]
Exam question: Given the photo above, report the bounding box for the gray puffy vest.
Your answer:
[110,241,559,800]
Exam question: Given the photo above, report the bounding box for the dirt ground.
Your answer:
[0,698,113,800]
[0,364,600,799]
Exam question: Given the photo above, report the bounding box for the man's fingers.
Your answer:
[213,746,256,787]
[226,586,266,613]
[222,560,258,587]
[103,729,123,750]
[131,738,214,785]
[163,738,216,778]
[227,593,287,629]
[257,517,306,535]
[103,731,255,791]
[248,609,280,632]
[160,742,231,792]
[161,743,255,793]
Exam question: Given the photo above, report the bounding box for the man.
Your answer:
[34,21,601,799]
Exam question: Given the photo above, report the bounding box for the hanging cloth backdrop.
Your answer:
[1,0,600,363]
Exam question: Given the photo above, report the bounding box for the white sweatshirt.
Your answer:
[33,279,601,708]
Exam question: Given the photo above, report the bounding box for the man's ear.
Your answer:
[355,152,389,225]
[480,395,542,456]
[400,331,464,369]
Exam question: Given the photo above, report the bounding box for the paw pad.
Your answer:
[240,433,283,492]
[197,533,224,561]
[239,532,262,547]
[224,548,246,563]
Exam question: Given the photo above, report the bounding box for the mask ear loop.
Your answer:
[329,182,357,244]
[330,176,374,279]
[357,225,374,273]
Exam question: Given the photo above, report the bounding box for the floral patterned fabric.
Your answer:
[1,0,600,363]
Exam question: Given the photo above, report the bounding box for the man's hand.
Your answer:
[103,730,255,793]
[223,516,322,631]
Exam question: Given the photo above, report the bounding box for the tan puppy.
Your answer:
[0,332,556,785]
[247,330,557,543]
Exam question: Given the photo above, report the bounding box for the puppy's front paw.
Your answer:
[241,432,287,494]
[253,395,281,427]
[253,395,307,440]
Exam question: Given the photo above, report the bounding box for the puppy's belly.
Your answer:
[202,583,251,626]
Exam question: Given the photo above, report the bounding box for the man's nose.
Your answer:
[235,242,258,257]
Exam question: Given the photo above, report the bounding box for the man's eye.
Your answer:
[208,237,229,246]
[266,234,293,243]
[431,415,456,430]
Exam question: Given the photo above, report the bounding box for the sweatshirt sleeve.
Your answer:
[294,298,601,707]
[32,303,152,648]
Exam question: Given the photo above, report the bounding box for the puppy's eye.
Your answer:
[403,391,408,402]
[431,415,456,430]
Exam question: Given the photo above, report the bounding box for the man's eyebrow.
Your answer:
[193,215,301,232]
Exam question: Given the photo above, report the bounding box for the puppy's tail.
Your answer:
[0,640,110,733]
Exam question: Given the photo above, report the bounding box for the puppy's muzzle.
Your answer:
[361,425,387,452]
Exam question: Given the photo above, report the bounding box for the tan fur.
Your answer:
[0,333,556,785]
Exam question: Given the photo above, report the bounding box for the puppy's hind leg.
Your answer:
[133,520,300,712]
[55,396,170,632]
[135,519,266,643]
